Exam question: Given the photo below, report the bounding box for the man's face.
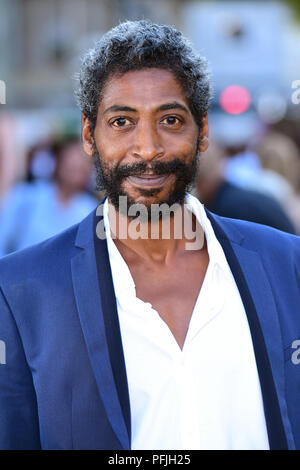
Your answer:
[82,68,208,214]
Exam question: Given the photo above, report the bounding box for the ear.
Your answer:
[82,114,94,157]
[199,114,209,153]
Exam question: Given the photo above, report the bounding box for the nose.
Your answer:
[131,121,164,162]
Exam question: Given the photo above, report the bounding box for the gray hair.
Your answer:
[75,20,211,134]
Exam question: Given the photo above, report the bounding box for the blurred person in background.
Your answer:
[214,114,300,234]
[0,136,97,257]
[195,142,296,234]
[24,141,57,183]
[213,113,263,190]
[255,131,300,234]
[0,114,21,203]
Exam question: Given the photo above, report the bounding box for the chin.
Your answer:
[125,184,173,206]
[108,173,190,216]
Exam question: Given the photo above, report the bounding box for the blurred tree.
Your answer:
[192,0,300,24]
[281,0,300,22]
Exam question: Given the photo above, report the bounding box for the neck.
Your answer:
[107,199,205,264]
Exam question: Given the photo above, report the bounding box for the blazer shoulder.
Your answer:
[211,213,300,256]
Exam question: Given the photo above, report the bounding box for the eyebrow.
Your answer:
[103,105,136,115]
[157,102,189,113]
[103,101,190,115]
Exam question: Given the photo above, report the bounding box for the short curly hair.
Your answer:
[75,20,211,135]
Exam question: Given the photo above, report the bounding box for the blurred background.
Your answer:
[1,0,300,256]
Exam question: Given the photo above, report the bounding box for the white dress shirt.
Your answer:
[103,193,270,450]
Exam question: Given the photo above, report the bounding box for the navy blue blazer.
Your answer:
[0,200,300,450]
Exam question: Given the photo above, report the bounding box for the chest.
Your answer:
[128,249,209,349]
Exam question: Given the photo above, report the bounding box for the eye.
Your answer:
[161,116,182,127]
[111,117,132,128]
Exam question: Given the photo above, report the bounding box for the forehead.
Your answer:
[99,68,190,112]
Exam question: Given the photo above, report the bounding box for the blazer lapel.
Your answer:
[71,207,130,450]
[207,211,295,450]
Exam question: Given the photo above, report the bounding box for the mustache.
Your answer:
[111,159,190,180]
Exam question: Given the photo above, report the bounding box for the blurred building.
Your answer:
[0,0,181,109]
[181,1,300,133]
[1,0,300,117]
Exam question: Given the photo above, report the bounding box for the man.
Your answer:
[0,20,299,450]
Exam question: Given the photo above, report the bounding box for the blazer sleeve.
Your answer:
[0,287,41,449]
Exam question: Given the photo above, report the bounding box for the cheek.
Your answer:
[163,130,199,155]
[167,141,198,160]
[94,132,123,166]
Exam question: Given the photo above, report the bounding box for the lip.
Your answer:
[126,174,170,188]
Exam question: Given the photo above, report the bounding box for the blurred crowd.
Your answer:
[0,111,300,258]
[195,116,300,235]
[0,130,99,257]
